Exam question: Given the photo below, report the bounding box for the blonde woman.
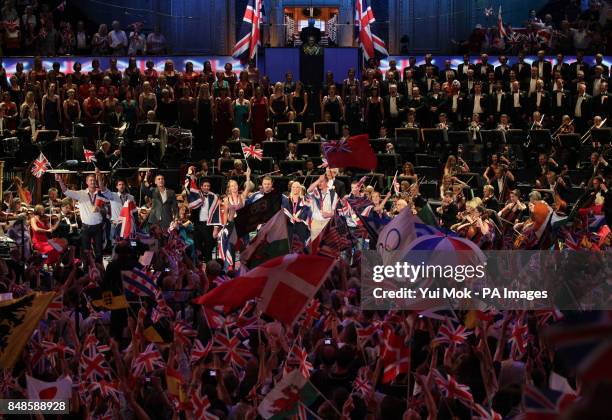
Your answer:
[138,81,157,119]
[20,90,39,120]
[222,167,252,223]
[283,181,310,246]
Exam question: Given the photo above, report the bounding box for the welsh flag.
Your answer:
[240,211,289,269]
[258,370,318,419]
[26,375,72,400]
[193,254,335,326]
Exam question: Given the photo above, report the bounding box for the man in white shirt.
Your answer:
[99,177,135,243]
[108,21,128,55]
[56,173,104,262]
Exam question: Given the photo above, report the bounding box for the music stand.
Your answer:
[480,130,505,147]
[313,122,338,139]
[528,129,552,150]
[559,133,580,150]
[421,129,446,150]
[262,141,287,161]
[447,131,471,147]
[505,129,527,145]
[279,160,306,175]
[248,157,274,173]
[297,142,321,158]
[276,122,302,141]
[135,122,160,138]
[376,153,399,176]
[591,128,611,144]
[33,130,59,144]
[227,139,251,154]
[369,138,389,153]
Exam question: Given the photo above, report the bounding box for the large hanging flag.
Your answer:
[322,134,377,170]
[497,6,507,38]
[355,0,388,60]
[193,254,335,326]
[0,292,56,368]
[232,0,264,61]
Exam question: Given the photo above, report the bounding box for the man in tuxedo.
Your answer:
[421,65,438,94]
[572,82,592,133]
[569,51,590,81]
[512,52,531,82]
[494,55,511,85]
[489,81,507,117]
[146,174,178,230]
[529,80,550,115]
[525,67,541,95]
[466,82,487,119]
[461,69,477,94]
[475,53,493,81]
[418,54,439,79]
[551,78,571,123]
[402,56,419,81]
[407,87,427,124]
[533,50,553,84]
[593,81,610,119]
[505,81,527,129]
[427,82,446,127]
[553,53,570,81]
[402,69,420,99]
[384,84,407,131]
[441,60,457,84]
[590,65,608,97]
[457,54,474,81]
[592,53,610,78]
[107,102,125,128]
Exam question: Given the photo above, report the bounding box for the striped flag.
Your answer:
[31,152,51,178]
[232,0,264,61]
[310,215,353,258]
[121,268,159,297]
[83,148,96,162]
[355,0,388,60]
[497,6,507,38]
[241,142,263,161]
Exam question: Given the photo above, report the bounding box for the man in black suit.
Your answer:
[512,52,531,83]
[94,141,120,171]
[488,81,507,117]
[529,80,550,115]
[106,102,126,128]
[569,51,589,81]
[421,65,438,94]
[440,59,457,84]
[592,53,610,79]
[457,54,473,81]
[505,81,527,129]
[402,56,419,81]
[418,54,439,79]
[590,65,608,97]
[407,86,427,124]
[146,173,178,230]
[494,55,511,85]
[402,69,421,99]
[533,50,553,84]
[525,67,541,95]
[461,69,477,95]
[593,81,610,120]
[475,53,494,82]
[384,84,407,131]
[553,53,570,81]
[466,82,487,119]
[571,82,592,133]
[551,78,571,123]
[427,82,446,127]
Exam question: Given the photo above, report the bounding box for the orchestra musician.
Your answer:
[488,164,515,203]
[436,190,458,229]
[498,189,527,248]
[30,204,61,265]
[482,185,499,211]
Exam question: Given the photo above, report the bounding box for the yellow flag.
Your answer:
[92,291,129,310]
[0,292,56,368]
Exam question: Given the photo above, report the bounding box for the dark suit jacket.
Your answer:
[552,62,570,80]
[147,187,178,229]
[488,91,508,115]
[421,76,439,93]
[465,93,488,116]
[551,89,571,116]
[593,92,611,119]
[569,61,589,79]
[461,78,478,95]
[494,65,511,83]
[512,62,531,82]
[474,63,494,80]
[591,63,610,78]
[456,63,474,80]
[106,111,125,128]
[532,60,553,82]
[571,93,592,119]
[383,94,407,120]
[528,91,551,114]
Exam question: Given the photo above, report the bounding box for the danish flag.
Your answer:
[355,0,388,60]
[381,327,410,383]
[31,152,51,178]
[232,0,264,60]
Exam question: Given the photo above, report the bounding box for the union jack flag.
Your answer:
[83,148,96,162]
[88,380,121,403]
[31,152,51,178]
[472,403,502,420]
[232,0,264,61]
[212,333,251,369]
[356,322,381,346]
[80,350,110,382]
[509,316,529,360]
[173,320,197,345]
[43,339,75,364]
[151,291,174,322]
[352,369,373,396]
[191,339,213,365]
[46,292,63,320]
[288,346,313,378]
[241,142,263,161]
[191,388,219,420]
[300,299,321,328]
[431,319,473,348]
[432,370,474,405]
[522,385,577,419]
[132,344,165,376]
[355,0,388,60]
[322,139,351,155]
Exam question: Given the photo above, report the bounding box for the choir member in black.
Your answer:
[365,87,384,139]
[383,84,406,131]
[571,82,591,133]
[321,84,343,124]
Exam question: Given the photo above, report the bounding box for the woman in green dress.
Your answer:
[233,88,251,138]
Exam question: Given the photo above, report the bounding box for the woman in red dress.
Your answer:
[30,205,61,265]
[183,61,199,93]
[250,86,269,142]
